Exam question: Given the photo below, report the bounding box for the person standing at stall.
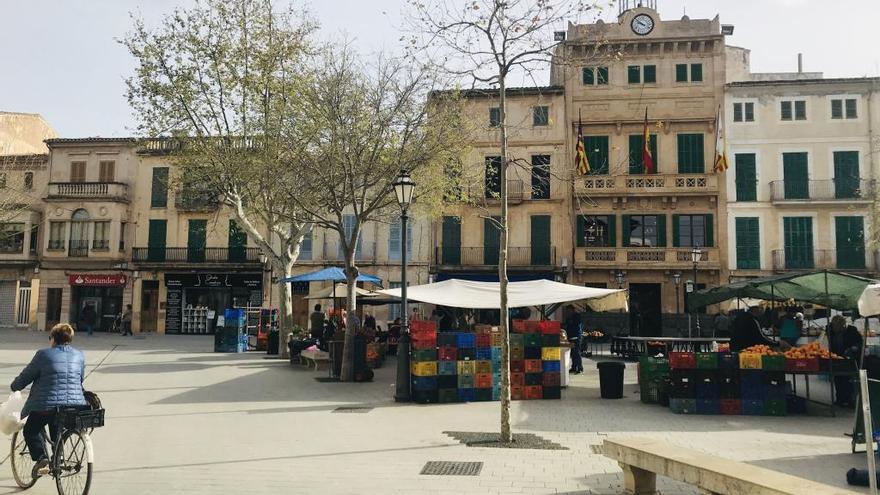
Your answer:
[564,306,584,374]
[310,304,325,340]
[828,315,862,407]
[732,306,786,352]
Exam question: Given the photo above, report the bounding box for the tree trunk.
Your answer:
[498,75,512,443]
[340,261,360,382]
[278,258,295,358]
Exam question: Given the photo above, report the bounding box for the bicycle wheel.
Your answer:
[54,430,92,495]
[10,430,37,489]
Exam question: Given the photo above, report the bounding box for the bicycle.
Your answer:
[9,402,104,495]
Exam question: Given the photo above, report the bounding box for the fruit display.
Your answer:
[647,340,666,346]
[783,342,844,360]
[740,345,782,356]
[585,331,604,338]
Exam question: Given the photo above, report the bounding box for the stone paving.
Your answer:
[0,330,870,494]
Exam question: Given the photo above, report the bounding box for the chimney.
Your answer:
[797,53,803,73]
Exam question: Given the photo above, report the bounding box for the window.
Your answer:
[833,150,860,199]
[23,172,33,190]
[831,98,858,119]
[530,155,550,199]
[583,66,609,86]
[532,106,549,126]
[485,156,501,198]
[489,107,501,127]
[783,217,814,269]
[836,216,866,270]
[781,100,806,121]
[576,215,615,247]
[583,136,609,175]
[0,223,25,253]
[29,224,38,255]
[675,64,688,82]
[628,66,640,84]
[690,63,703,82]
[628,134,658,174]
[340,214,363,259]
[388,282,404,321]
[92,221,110,250]
[780,101,792,120]
[623,215,665,247]
[48,222,66,250]
[119,222,126,251]
[643,65,656,83]
[530,215,552,265]
[627,65,656,84]
[150,167,169,208]
[846,99,858,119]
[300,227,313,261]
[735,217,760,269]
[389,217,413,261]
[733,102,754,122]
[795,100,806,120]
[99,160,115,182]
[734,153,757,202]
[677,134,705,173]
[782,152,809,199]
[673,214,713,247]
[70,161,86,183]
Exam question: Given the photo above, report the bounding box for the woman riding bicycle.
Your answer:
[10,323,88,477]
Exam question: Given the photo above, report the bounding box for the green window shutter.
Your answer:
[622,215,631,247]
[672,214,681,248]
[147,219,167,262]
[657,215,667,247]
[704,214,714,247]
[150,167,169,208]
[644,65,656,83]
[734,153,757,202]
[733,103,743,122]
[607,215,617,247]
[833,151,860,199]
[831,100,843,119]
[576,216,586,247]
[583,67,594,85]
[781,101,792,120]
[783,152,809,199]
[650,135,658,171]
[628,66,640,84]
[677,134,705,173]
[584,136,609,175]
[675,64,688,82]
[628,134,642,174]
[690,63,703,82]
[783,217,815,269]
[735,217,760,269]
[835,217,866,269]
[597,67,609,85]
[794,100,806,120]
[846,99,858,118]
[677,134,687,172]
[530,216,552,265]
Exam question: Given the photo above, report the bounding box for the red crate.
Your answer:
[543,372,561,387]
[512,320,526,333]
[785,358,819,373]
[511,385,524,400]
[524,320,540,332]
[720,399,742,415]
[474,324,493,334]
[475,373,493,388]
[511,372,525,386]
[524,385,543,400]
[669,352,696,369]
[411,337,437,350]
[438,346,457,361]
[511,360,525,373]
[525,359,543,373]
[475,334,492,348]
[410,320,437,333]
[539,320,561,335]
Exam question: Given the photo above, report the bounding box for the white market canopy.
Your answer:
[377,278,628,311]
[858,283,880,317]
[306,283,379,300]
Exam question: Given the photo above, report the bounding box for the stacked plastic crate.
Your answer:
[411,320,439,403]
[215,308,247,353]
[638,355,670,404]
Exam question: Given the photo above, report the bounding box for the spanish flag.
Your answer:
[575,112,590,175]
[714,106,728,173]
[642,108,655,174]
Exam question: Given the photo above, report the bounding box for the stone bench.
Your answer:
[602,437,858,495]
[299,349,330,370]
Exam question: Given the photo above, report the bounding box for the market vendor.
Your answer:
[731,306,787,352]
[828,315,861,407]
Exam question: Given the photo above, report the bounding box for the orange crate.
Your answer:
[410,320,437,333]
[511,385,524,400]
[511,372,525,386]
[524,320,540,332]
[512,320,526,333]
[524,385,543,400]
[475,373,493,388]
[475,334,492,348]
[525,359,543,373]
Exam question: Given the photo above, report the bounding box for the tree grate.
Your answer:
[331,406,373,413]
[420,461,483,476]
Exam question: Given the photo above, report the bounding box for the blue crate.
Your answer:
[669,398,696,414]
[742,399,764,415]
[457,374,475,388]
[438,361,457,375]
[696,383,719,400]
[696,399,720,415]
[491,361,502,373]
[456,333,476,348]
[457,388,475,402]
[493,372,502,386]
[542,360,561,372]
[764,382,787,400]
[475,348,492,360]
[491,347,503,362]
[412,376,438,391]
[492,386,501,401]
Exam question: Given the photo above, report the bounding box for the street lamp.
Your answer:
[690,246,702,336]
[393,170,415,402]
[258,253,272,308]
[672,272,682,336]
[614,270,625,289]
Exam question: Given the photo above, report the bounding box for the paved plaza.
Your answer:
[0,330,870,494]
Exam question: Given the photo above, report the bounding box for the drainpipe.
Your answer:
[868,85,877,270]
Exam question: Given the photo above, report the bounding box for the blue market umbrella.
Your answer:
[277,266,382,285]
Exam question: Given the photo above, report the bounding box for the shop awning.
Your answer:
[277,267,382,285]
[376,278,627,311]
[689,271,876,313]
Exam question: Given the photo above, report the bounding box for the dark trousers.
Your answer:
[23,411,59,461]
[570,340,583,372]
[122,321,132,335]
[835,375,854,406]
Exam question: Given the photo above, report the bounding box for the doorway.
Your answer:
[46,288,62,331]
[141,281,159,332]
[629,283,662,337]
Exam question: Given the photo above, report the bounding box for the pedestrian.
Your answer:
[310,304,325,340]
[732,306,787,352]
[79,303,96,336]
[713,311,731,338]
[776,307,800,347]
[828,315,862,407]
[121,304,133,336]
[564,305,583,374]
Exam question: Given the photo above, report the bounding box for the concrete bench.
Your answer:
[298,349,330,371]
[602,437,858,495]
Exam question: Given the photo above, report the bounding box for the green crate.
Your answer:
[763,398,787,416]
[639,356,670,382]
[509,334,525,348]
[524,333,542,347]
[761,355,786,371]
[438,388,459,403]
[640,378,667,404]
[695,352,718,370]
[411,349,438,362]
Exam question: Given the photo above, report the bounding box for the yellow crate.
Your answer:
[541,347,562,361]
[411,361,438,376]
[474,324,493,334]
[457,360,476,376]
[490,333,504,346]
[739,353,763,370]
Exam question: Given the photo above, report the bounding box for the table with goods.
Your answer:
[638,342,856,416]
[409,319,565,404]
[611,336,731,360]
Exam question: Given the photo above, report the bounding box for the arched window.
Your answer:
[71,209,90,221]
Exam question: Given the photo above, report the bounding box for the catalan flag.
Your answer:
[714,106,728,173]
[642,107,655,174]
[575,112,590,175]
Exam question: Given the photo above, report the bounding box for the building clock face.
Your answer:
[631,14,654,35]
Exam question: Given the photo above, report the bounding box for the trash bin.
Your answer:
[597,361,625,399]
[267,329,279,355]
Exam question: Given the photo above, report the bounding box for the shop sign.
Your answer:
[164,273,262,289]
[68,273,127,287]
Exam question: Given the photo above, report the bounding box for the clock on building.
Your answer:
[631,14,654,35]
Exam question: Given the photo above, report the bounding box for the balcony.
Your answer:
[132,247,263,265]
[771,249,872,271]
[574,247,721,270]
[770,179,875,204]
[574,174,718,197]
[434,246,557,268]
[69,240,89,258]
[47,182,129,202]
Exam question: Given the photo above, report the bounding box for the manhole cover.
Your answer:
[420,461,483,476]
[332,406,373,413]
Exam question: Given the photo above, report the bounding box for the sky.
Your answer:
[1,0,878,138]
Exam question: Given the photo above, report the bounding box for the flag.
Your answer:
[575,111,590,175]
[642,108,655,174]
[714,106,728,173]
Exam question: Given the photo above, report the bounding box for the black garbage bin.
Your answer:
[597,361,625,399]
[267,329,279,355]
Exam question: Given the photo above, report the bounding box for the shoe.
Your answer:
[569,369,577,373]
[32,457,50,478]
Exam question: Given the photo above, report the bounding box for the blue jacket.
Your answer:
[10,345,87,416]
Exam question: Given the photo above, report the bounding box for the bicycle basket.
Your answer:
[60,408,105,430]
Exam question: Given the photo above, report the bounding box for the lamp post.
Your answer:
[258,253,272,308]
[672,271,681,334]
[691,246,702,337]
[614,270,626,335]
[393,170,415,402]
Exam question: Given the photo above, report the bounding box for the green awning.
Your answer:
[688,271,877,312]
